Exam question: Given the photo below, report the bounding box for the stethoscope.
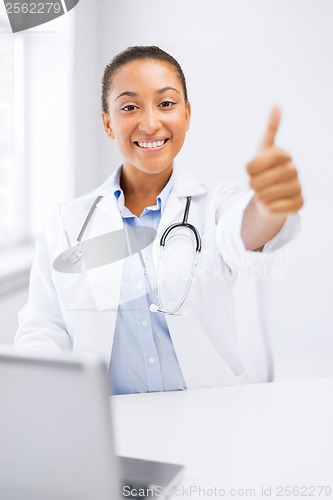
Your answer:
[66,195,201,316]
[150,196,201,315]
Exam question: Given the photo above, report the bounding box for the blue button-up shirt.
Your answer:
[108,166,186,395]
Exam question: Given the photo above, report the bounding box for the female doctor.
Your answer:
[15,46,303,394]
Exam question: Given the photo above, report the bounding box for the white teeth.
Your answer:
[137,140,166,148]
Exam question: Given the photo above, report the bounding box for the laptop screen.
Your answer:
[0,350,120,500]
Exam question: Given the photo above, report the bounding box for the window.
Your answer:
[0,9,74,293]
[0,19,26,248]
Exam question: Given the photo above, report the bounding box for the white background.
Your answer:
[1,0,333,381]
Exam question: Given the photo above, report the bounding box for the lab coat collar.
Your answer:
[158,167,207,234]
[172,165,207,198]
[93,164,207,221]
[95,164,207,199]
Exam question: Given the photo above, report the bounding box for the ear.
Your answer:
[185,102,191,132]
[101,112,115,139]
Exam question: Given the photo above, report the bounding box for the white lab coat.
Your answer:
[15,167,299,389]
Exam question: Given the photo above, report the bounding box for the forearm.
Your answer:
[241,106,303,251]
[241,196,287,251]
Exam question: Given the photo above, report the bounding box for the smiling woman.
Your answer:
[101,48,191,218]
[15,45,302,395]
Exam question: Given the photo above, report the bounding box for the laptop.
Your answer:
[0,348,184,499]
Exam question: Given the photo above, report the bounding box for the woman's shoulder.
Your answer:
[38,171,117,236]
[59,169,119,211]
[172,166,249,201]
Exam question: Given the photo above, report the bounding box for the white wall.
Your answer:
[2,0,333,381]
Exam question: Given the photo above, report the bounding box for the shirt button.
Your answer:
[136,283,143,290]
[142,320,148,327]
[148,357,155,364]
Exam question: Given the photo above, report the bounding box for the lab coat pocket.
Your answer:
[65,309,117,364]
[52,269,97,312]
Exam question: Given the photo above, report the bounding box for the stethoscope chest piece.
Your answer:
[69,247,83,264]
[53,243,85,273]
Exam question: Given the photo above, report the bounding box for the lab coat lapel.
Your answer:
[152,190,183,275]
[84,192,125,312]
[152,170,240,388]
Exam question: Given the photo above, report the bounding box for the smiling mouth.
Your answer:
[134,139,169,149]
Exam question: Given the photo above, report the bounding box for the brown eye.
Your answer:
[121,105,137,111]
[158,101,175,108]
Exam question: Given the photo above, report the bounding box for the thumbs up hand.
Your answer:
[247,106,303,215]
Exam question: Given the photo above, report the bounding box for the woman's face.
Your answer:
[102,59,191,176]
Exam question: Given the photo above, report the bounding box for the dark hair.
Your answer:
[101,45,188,114]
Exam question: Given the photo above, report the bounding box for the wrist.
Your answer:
[253,197,287,225]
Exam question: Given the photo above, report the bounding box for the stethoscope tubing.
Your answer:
[160,197,201,252]
[153,196,201,315]
[76,195,103,244]
[155,248,200,315]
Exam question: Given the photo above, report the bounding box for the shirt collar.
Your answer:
[108,165,174,215]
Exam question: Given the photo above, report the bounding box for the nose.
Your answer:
[138,108,162,135]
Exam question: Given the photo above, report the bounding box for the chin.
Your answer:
[133,163,173,175]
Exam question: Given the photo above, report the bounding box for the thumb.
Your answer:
[258,105,281,151]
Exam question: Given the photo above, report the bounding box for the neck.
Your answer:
[120,164,173,198]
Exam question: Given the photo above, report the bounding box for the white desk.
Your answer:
[112,378,333,499]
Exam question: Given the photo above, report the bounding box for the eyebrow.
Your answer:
[157,86,180,95]
[115,86,180,101]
